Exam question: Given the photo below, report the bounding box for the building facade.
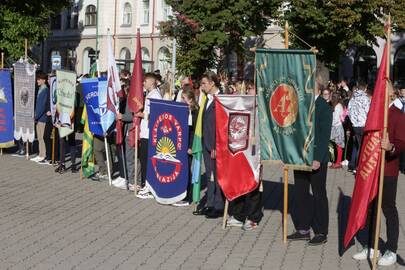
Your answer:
[35,0,173,76]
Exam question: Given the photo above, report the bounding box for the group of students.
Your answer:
[11,68,405,266]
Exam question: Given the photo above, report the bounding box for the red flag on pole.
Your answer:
[343,43,388,248]
[215,96,260,201]
[127,29,144,147]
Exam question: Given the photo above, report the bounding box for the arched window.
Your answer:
[354,46,377,85]
[142,0,150,25]
[141,47,151,72]
[82,47,96,74]
[122,3,132,26]
[394,45,405,84]
[85,5,97,26]
[120,47,131,71]
[157,47,170,75]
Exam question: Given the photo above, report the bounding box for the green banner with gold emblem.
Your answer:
[256,49,316,170]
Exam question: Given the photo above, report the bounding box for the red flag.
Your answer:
[343,43,388,247]
[215,96,260,201]
[127,29,144,147]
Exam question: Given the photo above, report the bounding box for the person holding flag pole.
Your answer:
[346,16,405,268]
[126,29,145,193]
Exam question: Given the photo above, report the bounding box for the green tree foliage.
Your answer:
[285,0,405,69]
[0,0,71,60]
[160,0,282,77]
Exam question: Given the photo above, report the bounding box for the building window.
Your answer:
[67,49,77,71]
[122,3,132,26]
[119,48,131,71]
[142,0,150,25]
[142,47,152,72]
[50,14,62,30]
[67,8,79,29]
[161,0,171,21]
[354,46,377,86]
[157,47,170,75]
[85,5,97,26]
[394,45,405,84]
[83,47,96,74]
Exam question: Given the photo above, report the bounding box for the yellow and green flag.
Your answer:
[81,106,94,177]
[191,94,207,203]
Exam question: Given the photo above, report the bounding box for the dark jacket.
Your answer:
[35,84,50,123]
[202,97,216,152]
[314,96,333,163]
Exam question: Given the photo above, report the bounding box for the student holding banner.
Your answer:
[287,86,333,245]
[31,71,51,164]
[137,73,162,199]
[192,71,224,218]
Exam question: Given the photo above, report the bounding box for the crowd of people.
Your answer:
[5,68,405,266]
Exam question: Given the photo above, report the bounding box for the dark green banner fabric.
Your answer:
[256,49,316,170]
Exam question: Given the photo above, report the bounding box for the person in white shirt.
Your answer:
[330,92,345,168]
[136,73,162,199]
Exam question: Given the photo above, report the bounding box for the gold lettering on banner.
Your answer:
[359,132,381,181]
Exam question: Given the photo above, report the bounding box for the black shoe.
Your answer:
[193,206,213,216]
[71,167,79,173]
[90,174,100,181]
[308,234,327,246]
[287,231,310,241]
[205,209,223,219]
[55,164,66,174]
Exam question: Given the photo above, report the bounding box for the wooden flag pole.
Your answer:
[134,125,139,195]
[104,136,112,186]
[51,127,55,164]
[283,21,289,244]
[372,15,391,270]
[222,199,229,230]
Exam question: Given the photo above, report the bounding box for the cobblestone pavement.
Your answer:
[1,154,405,270]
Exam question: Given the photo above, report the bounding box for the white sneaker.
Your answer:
[136,192,154,199]
[112,177,127,190]
[30,156,42,162]
[352,247,379,261]
[226,216,243,227]
[172,201,190,207]
[138,186,150,195]
[378,250,397,266]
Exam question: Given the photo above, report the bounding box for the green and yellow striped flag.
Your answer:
[81,106,95,177]
[191,94,207,203]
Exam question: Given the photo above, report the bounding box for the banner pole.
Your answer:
[0,51,3,155]
[222,199,229,230]
[282,21,290,244]
[51,127,55,164]
[104,136,112,186]
[26,141,29,160]
[134,125,139,195]
[372,15,391,270]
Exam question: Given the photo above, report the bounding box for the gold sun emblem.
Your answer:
[156,137,176,157]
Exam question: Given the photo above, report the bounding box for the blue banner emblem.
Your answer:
[0,70,14,147]
[146,99,189,204]
[81,78,107,136]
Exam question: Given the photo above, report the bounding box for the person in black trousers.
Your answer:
[192,71,224,218]
[287,87,333,245]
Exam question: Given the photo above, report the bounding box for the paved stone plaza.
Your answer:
[1,154,405,270]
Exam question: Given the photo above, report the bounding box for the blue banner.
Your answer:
[81,78,106,136]
[146,99,189,204]
[0,70,14,147]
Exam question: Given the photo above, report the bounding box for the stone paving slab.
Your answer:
[1,154,405,269]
